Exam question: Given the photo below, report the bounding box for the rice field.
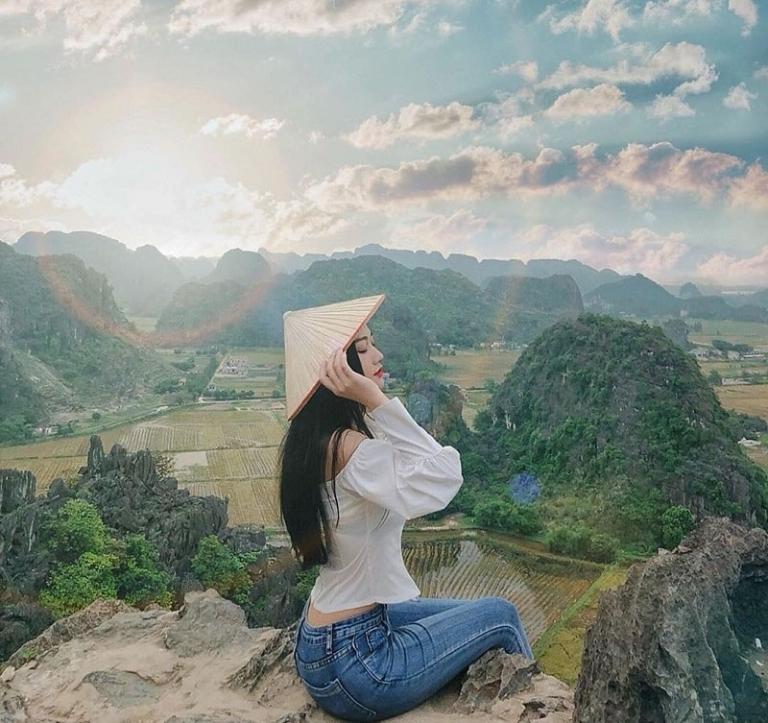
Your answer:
[435,349,520,389]
[715,384,768,419]
[402,530,603,644]
[687,318,768,351]
[698,360,768,378]
[0,401,287,526]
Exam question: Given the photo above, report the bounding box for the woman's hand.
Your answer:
[319,347,387,410]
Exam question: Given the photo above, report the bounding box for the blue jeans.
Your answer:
[293,596,534,721]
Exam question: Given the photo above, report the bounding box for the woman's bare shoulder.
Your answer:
[326,429,369,478]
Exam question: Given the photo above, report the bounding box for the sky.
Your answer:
[0,0,766,285]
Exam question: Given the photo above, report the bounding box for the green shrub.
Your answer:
[39,552,118,618]
[547,524,619,563]
[473,498,542,536]
[46,499,109,563]
[115,534,173,608]
[661,505,696,549]
[192,535,251,604]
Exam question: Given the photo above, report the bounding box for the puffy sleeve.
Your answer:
[340,397,463,519]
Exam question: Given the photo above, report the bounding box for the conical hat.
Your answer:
[283,293,386,420]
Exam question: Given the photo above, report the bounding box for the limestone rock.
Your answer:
[81,670,163,708]
[6,598,134,670]
[454,649,539,712]
[164,589,257,658]
[0,470,35,515]
[574,516,768,723]
[454,649,573,721]
[0,589,574,722]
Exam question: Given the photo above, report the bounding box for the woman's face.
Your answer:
[352,324,385,387]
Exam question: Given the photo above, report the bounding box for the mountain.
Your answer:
[584,274,682,317]
[471,314,768,546]
[484,274,584,341]
[678,282,702,299]
[203,248,271,286]
[0,243,172,437]
[156,256,584,363]
[750,289,768,308]
[15,231,185,316]
[683,295,768,323]
[521,259,621,294]
[257,244,620,294]
[170,255,219,281]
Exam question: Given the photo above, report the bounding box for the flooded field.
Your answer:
[402,529,604,644]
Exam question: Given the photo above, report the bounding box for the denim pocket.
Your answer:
[351,625,390,684]
[296,640,356,671]
[302,677,377,721]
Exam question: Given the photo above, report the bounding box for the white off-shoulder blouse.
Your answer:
[309,395,464,613]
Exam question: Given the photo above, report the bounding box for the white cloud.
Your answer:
[0,215,67,244]
[755,66,768,80]
[539,0,634,42]
[7,151,345,255]
[603,142,742,204]
[347,102,479,149]
[538,42,717,100]
[390,209,486,251]
[199,114,285,140]
[643,0,718,25]
[436,19,462,35]
[722,82,757,110]
[517,224,690,278]
[728,0,758,35]
[544,84,632,122]
[729,163,768,210]
[2,0,147,60]
[492,60,539,83]
[265,200,350,249]
[308,130,325,144]
[479,95,535,139]
[648,94,695,119]
[0,164,56,206]
[697,246,768,285]
[304,141,748,212]
[169,0,448,37]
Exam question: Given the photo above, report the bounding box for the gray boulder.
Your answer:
[574,516,768,722]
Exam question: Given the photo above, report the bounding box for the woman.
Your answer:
[279,295,533,721]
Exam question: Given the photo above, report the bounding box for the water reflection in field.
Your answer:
[402,529,603,643]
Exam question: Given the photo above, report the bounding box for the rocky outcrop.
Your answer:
[78,437,228,576]
[0,470,35,515]
[0,589,573,722]
[574,516,768,723]
[0,437,228,596]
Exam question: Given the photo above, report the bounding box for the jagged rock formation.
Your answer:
[574,517,768,722]
[0,589,573,722]
[0,436,227,593]
[76,436,228,576]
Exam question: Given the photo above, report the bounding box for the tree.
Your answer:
[192,535,251,604]
[707,369,722,386]
[115,534,173,608]
[46,499,108,563]
[39,552,118,618]
[661,506,696,549]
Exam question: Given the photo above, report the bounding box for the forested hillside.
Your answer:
[157,255,584,354]
[461,314,768,550]
[15,231,186,316]
[0,243,172,439]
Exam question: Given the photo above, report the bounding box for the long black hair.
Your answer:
[278,343,375,569]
